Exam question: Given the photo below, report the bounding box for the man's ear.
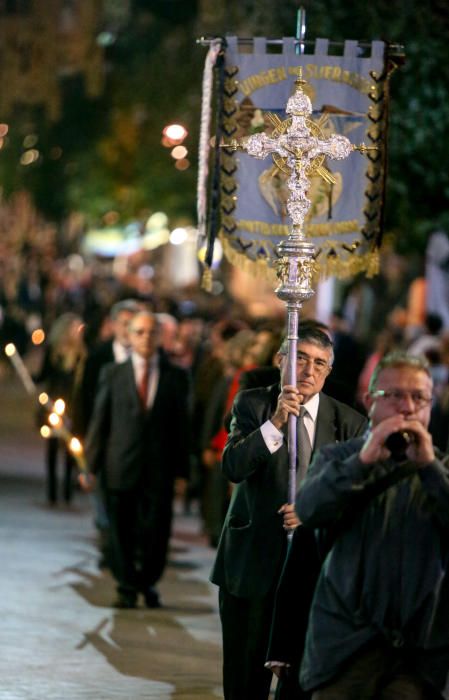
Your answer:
[363,392,374,414]
[274,352,283,369]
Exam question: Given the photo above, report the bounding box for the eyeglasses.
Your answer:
[370,389,432,408]
[131,328,157,337]
[296,352,330,374]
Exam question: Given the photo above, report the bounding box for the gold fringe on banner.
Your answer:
[221,233,380,283]
[220,235,278,285]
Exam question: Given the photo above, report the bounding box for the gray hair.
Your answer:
[368,351,431,393]
[110,299,141,320]
[279,326,334,366]
[129,309,160,330]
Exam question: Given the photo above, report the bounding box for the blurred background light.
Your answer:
[169,227,188,245]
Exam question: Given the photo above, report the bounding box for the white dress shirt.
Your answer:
[261,392,320,454]
[112,339,130,364]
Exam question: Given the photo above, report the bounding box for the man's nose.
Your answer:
[301,360,314,376]
[397,393,416,413]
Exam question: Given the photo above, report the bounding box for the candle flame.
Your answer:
[54,399,65,415]
[5,343,16,357]
[40,425,51,438]
[38,392,49,405]
[48,412,61,427]
[69,437,83,455]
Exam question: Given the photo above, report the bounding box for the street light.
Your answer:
[162,123,188,145]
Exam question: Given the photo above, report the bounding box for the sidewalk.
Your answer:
[0,367,223,700]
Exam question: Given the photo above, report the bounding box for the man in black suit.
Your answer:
[80,310,190,609]
[210,326,367,700]
[79,298,142,436]
[77,298,142,566]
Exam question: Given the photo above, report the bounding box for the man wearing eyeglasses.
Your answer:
[81,310,190,609]
[210,325,367,700]
[295,351,449,700]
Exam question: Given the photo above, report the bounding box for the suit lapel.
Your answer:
[313,393,337,453]
[122,358,141,412]
[267,383,280,418]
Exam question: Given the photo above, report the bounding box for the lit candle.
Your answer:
[4,343,36,395]
[69,436,87,472]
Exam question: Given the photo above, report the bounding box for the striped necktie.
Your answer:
[297,405,312,482]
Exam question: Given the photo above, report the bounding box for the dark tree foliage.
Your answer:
[243,0,449,252]
[0,0,446,253]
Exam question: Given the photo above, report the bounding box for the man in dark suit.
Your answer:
[80,310,190,609]
[77,298,142,567]
[210,326,367,700]
[79,298,142,436]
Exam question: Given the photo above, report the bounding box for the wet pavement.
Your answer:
[0,365,223,700]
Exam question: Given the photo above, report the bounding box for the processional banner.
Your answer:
[207,37,391,283]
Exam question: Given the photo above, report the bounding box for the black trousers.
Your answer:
[219,587,276,700]
[46,437,75,503]
[106,488,173,598]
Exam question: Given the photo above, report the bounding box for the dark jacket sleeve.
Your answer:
[417,454,449,530]
[297,439,449,532]
[222,389,276,483]
[84,364,114,475]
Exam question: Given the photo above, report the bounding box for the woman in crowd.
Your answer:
[34,312,87,505]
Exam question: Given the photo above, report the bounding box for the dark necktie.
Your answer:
[138,361,150,408]
[297,405,312,483]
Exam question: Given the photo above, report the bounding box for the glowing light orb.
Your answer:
[54,399,66,415]
[48,413,61,427]
[69,437,83,455]
[162,124,187,141]
[31,329,45,345]
[171,145,188,160]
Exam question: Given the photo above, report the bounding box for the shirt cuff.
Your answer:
[261,420,284,453]
[264,660,291,669]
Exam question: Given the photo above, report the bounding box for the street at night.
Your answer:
[0,366,223,700]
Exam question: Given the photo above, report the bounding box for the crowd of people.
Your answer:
[4,280,449,699]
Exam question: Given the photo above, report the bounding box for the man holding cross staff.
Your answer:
[210,326,366,699]
[209,70,373,699]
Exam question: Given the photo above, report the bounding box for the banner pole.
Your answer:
[283,4,308,539]
[296,6,306,55]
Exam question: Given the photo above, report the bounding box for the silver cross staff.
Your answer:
[227,70,375,520]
